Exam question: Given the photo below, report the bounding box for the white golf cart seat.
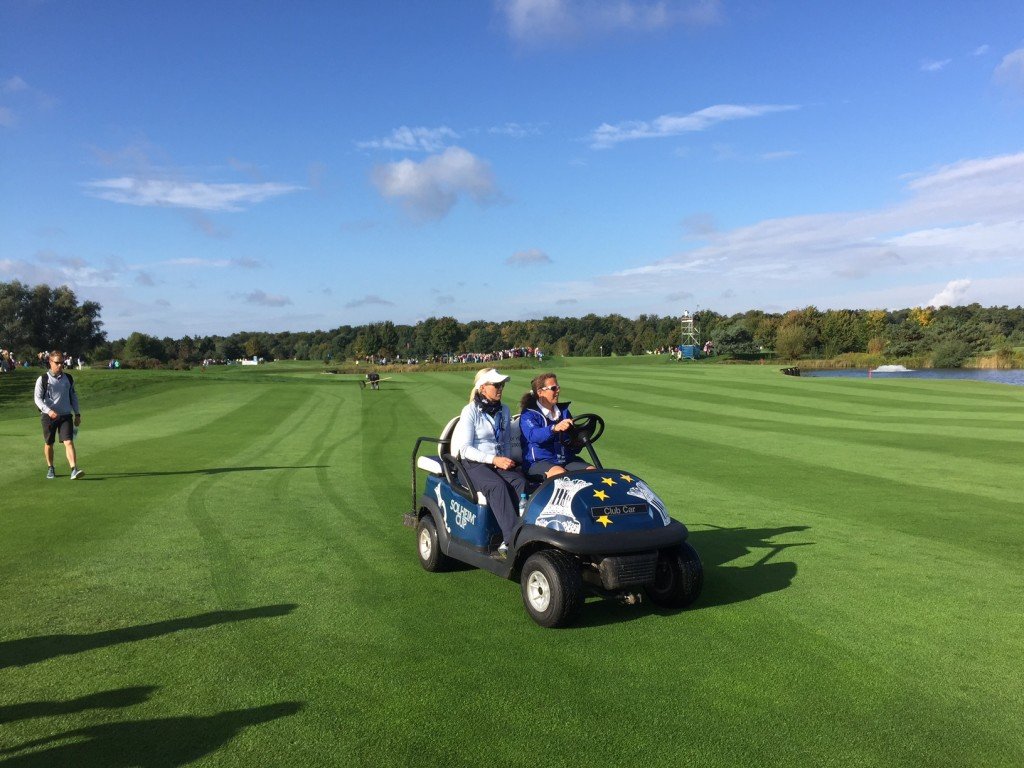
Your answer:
[415,413,524,505]
[415,415,459,476]
[415,415,490,505]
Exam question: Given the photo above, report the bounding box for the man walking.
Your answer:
[33,351,84,479]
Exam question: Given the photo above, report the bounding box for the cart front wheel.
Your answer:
[520,550,583,628]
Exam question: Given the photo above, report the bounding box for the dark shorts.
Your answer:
[527,458,591,478]
[42,413,74,445]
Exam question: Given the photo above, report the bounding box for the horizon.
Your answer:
[3,1,1024,338]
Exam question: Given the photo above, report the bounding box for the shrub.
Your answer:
[930,340,973,369]
[122,357,165,370]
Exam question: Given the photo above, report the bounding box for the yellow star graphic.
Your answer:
[619,474,633,482]
[593,489,609,501]
[596,514,612,527]
[601,476,616,487]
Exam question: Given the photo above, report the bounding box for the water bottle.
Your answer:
[518,493,528,517]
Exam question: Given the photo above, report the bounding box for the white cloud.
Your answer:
[344,294,395,309]
[0,252,125,288]
[371,147,500,221]
[994,47,1024,91]
[928,279,971,308]
[498,0,722,43]
[357,126,459,153]
[488,122,542,138]
[1,75,55,127]
[524,151,1024,314]
[973,44,990,56]
[588,104,798,149]
[2,76,29,94]
[159,257,261,269]
[920,58,951,73]
[82,177,302,212]
[507,248,552,266]
[244,290,292,307]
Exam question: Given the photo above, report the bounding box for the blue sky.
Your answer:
[3,0,1024,339]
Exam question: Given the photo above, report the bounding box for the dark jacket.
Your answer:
[519,402,580,470]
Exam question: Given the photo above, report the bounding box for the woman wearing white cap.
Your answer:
[452,367,527,556]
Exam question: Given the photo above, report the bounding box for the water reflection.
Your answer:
[802,369,1024,386]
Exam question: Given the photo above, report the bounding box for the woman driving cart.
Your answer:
[518,373,595,480]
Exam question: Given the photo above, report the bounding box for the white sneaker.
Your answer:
[70,467,84,480]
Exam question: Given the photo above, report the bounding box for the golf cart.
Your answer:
[407,411,703,627]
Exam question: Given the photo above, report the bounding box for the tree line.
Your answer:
[3,280,1023,367]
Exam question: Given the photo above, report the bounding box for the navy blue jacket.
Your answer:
[519,402,581,470]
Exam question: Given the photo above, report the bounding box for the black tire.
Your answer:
[520,550,583,628]
[416,516,452,572]
[645,542,703,609]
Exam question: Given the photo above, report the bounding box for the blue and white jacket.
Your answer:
[519,402,579,470]
[453,400,513,465]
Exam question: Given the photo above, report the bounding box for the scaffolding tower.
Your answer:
[679,310,700,359]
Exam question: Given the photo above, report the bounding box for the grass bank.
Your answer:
[1,359,1022,766]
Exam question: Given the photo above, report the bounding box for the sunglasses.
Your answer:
[486,382,505,390]
[539,384,560,392]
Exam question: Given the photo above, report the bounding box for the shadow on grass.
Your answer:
[0,702,304,768]
[0,687,158,725]
[575,524,812,628]
[0,604,297,669]
[686,523,812,610]
[78,465,327,480]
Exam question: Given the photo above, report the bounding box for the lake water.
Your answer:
[801,369,1024,386]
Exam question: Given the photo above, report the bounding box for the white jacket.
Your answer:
[453,400,512,464]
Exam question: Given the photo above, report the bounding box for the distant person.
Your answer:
[452,368,527,557]
[367,372,380,390]
[518,373,594,480]
[33,351,84,479]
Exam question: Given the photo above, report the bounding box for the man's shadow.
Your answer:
[0,702,304,768]
[80,465,327,480]
[0,604,297,670]
[686,524,812,609]
[0,687,157,726]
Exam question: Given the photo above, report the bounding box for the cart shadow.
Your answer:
[685,523,811,610]
[0,701,304,768]
[575,524,811,628]
[0,604,297,669]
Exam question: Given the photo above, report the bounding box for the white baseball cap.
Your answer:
[475,368,510,386]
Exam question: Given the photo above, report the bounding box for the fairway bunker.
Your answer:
[409,412,703,627]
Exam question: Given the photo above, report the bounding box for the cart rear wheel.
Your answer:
[520,550,583,628]
[417,516,452,572]
[645,542,703,609]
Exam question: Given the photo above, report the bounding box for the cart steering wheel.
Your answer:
[564,413,605,454]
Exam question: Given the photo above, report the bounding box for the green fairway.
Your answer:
[1,359,1022,767]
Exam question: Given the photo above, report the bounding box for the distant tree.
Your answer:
[0,280,106,355]
[243,336,266,359]
[215,337,243,361]
[820,310,864,357]
[775,324,809,359]
[122,332,166,361]
[930,339,973,368]
[430,316,464,355]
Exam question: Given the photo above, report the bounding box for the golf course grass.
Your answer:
[1,357,1022,767]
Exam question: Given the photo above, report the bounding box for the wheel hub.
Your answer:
[419,529,432,559]
[526,571,551,612]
